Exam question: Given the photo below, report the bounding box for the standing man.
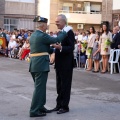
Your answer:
[111,27,120,73]
[29,16,72,117]
[52,14,75,114]
[111,27,120,49]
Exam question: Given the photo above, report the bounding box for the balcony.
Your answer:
[60,0,102,2]
[58,10,101,24]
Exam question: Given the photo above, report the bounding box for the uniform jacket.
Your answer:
[55,30,75,70]
[29,30,67,72]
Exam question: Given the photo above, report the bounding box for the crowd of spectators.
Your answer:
[0,28,31,60]
[0,24,120,74]
[73,24,120,74]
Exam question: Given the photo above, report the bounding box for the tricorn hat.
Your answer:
[33,16,48,23]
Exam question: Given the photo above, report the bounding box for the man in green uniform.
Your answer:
[29,16,72,117]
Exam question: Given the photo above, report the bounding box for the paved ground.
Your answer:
[0,57,120,120]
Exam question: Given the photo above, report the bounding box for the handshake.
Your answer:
[62,26,73,33]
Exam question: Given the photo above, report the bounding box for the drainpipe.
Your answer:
[105,0,108,21]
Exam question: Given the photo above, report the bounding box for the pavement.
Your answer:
[0,57,120,120]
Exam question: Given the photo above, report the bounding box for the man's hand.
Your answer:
[52,43,62,50]
[63,26,73,33]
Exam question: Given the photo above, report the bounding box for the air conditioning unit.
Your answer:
[77,24,84,29]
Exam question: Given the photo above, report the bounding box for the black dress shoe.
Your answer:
[51,107,60,111]
[40,107,52,113]
[30,112,46,117]
[57,108,69,114]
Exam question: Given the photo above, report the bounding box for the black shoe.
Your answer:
[40,107,52,113]
[101,70,107,74]
[92,70,99,73]
[57,108,69,114]
[30,112,46,117]
[51,107,60,111]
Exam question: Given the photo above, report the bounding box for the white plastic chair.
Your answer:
[108,49,120,74]
[75,57,78,67]
[84,59,88,69]
[74,52,79,68]
[8,49,14,58]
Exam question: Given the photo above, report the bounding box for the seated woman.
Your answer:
[6,36,17,58]
[19,38,30,60]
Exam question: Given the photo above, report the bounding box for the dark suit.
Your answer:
[111,33,120,49]
[111,32,120,72]
[29,30,67,115]
[54,30,75,110]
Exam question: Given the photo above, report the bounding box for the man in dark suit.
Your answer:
[52,14,75,114]
[29,16,72,117]
[116,26,120,33]
[111,27,120,73]
[111,27,120,49]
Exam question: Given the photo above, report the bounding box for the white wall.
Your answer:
[37,0,50,25]
[113,0,120,10]
[5,0,35,3]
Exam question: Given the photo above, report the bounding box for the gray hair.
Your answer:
[35,22,45,28]
[58,14,67,24]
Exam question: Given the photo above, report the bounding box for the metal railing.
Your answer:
[59,10,101,14]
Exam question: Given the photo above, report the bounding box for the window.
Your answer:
[4,18,34,31]
[4,18,18,31]
[18,19,34,30]
[62,3,73,12]
[90,4,101,13]
[5,0,35,3]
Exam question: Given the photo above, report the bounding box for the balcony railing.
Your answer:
[58,10,102,24]
[59,10,101,14]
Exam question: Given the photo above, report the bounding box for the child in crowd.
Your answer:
[92,33,101,72]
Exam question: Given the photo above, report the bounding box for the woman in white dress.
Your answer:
[86,27,96,71]
[99,23,112,73]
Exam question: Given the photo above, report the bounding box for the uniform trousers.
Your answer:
[30,71,48,115]
[55,69,73,109]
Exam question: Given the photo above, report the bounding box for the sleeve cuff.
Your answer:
[60,46,62,52]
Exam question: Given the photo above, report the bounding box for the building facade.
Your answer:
[48,0,102,31]
[0,0,35,31]
[112,0,120,27]
[102,0,120,29]
[0,1,5,28]
[0,0,103,32]
[2,0,119,32]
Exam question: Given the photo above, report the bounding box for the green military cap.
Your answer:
[33,16,48,23]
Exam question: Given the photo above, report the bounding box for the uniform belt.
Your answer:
[30,52,49,57]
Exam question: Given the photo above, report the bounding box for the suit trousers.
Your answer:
[30,71,48,115]
[55,69,73,109]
